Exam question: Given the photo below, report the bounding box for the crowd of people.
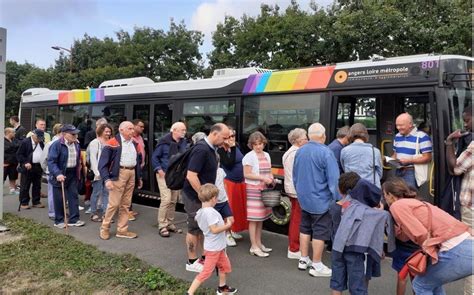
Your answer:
[3,107,473,295]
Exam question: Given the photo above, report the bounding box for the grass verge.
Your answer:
[0,213,210,294]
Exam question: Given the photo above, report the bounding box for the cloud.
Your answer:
[190,0,331,39]
[0,0,98,27]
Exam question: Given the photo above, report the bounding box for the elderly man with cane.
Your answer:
[48,124,85,228]
[98,121,143,240]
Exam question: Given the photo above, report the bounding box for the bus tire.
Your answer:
[270,196,292,226]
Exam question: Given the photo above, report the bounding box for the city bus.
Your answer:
[18,54,472,231]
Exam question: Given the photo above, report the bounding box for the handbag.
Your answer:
[261,189,281,207]
[405,202,432,276]
[86,168,95,181]
[414,134,429,186]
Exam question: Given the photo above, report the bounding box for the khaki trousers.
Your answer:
[156,174,179,229]
[102,168,135,233]
[461,206,473,295]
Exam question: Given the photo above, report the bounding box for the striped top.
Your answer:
[393,128,432,164]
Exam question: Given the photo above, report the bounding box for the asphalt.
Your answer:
[1,185,463,295]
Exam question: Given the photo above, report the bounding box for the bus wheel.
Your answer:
[270,196,292,226]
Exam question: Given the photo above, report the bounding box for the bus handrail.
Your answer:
[429,161,435,197]
[380,140,392,170]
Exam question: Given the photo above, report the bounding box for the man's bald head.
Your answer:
[395,113,414,136]
[171,121,187,140]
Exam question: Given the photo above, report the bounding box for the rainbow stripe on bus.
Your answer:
[58,88,105,105]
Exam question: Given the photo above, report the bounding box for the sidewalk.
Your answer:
[1,186,463,294]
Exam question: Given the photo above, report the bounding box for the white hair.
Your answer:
[288,128,307,145]
[119,121,133,130]
[191,132,206,144]
[308,123,325,137]
[171,121,186,131]
[96,118,108,126]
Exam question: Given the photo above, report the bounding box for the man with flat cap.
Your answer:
[16,128,45,209]
[48,124,85,228]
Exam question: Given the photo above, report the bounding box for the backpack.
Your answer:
[165,144,197,190]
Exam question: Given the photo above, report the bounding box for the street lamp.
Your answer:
[51,45,73,73]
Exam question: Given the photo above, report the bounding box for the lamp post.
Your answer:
[51,45,73,73]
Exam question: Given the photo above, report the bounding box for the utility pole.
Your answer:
[0,27,7,231]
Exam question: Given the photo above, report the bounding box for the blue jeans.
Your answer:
[52,169,80,224]
[90,179,109,214]
[47,180,55,218]
[330,251,368,295]
[413,239,473,295]
[395,168,417,189]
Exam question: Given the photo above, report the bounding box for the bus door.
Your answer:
[132,103,173,195]
[333,91,434,199]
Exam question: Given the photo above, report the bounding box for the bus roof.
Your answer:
[21,54,472,104]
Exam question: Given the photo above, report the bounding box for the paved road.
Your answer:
[1,186,463,294]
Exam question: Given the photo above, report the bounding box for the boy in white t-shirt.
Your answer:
[187,183,238,295]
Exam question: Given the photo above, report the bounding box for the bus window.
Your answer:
[154,103,173,145]
[91,104,126,134]
[242,93,322,166]
[46,107,57,135]
[448,87,473,131]
[182,100,236,135]
[60,105,91,146]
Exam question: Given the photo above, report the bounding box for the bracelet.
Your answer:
[444,140,453,146]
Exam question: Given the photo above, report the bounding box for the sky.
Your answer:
[0,0,332,69]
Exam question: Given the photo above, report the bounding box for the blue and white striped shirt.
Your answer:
[393,128,432,164]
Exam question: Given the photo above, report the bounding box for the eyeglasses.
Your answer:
[229,135,235,138]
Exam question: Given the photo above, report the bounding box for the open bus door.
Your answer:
[132,102,174,204]
[332,91,436,201]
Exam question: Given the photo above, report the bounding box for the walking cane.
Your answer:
[61,181,69,235]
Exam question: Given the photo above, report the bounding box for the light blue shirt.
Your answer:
[341,142,383,188]
[293,141,340,214]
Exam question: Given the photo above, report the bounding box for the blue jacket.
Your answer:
[293,141,340,214]
[151,133,187,173]
[47,137,82,186]
[333,200,395,262]
[98,134,142,183]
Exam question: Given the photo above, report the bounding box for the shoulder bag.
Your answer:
[405,202,432,276]
[414,134,429,186]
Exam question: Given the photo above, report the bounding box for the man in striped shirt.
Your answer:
[391,113,432,188]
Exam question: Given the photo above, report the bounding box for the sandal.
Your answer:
[91,214,103,222]
[167,226,183,234]
[159,228,170,238]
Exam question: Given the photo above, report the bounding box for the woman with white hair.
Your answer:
[282,128,308,259]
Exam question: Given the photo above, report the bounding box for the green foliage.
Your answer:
[5,1,472,117]
[208,0,472,69]
[0,213,193,293]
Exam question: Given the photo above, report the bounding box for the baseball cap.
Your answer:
[32,129,45,141]
[60,124,80,134]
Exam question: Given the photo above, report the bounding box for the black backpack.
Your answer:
[165,144,197,190]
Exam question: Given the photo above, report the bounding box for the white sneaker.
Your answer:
[231,231,243,240]
[298,257,312,270]
[85,208,92,214]
[186,259,204,273]
[9,188,15,194]
[288,249,301,260]
[309,263,332,277]
[68,220,85,227]
[54,223,66,229]
[226,234,237,247]
[79,206,84,211]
